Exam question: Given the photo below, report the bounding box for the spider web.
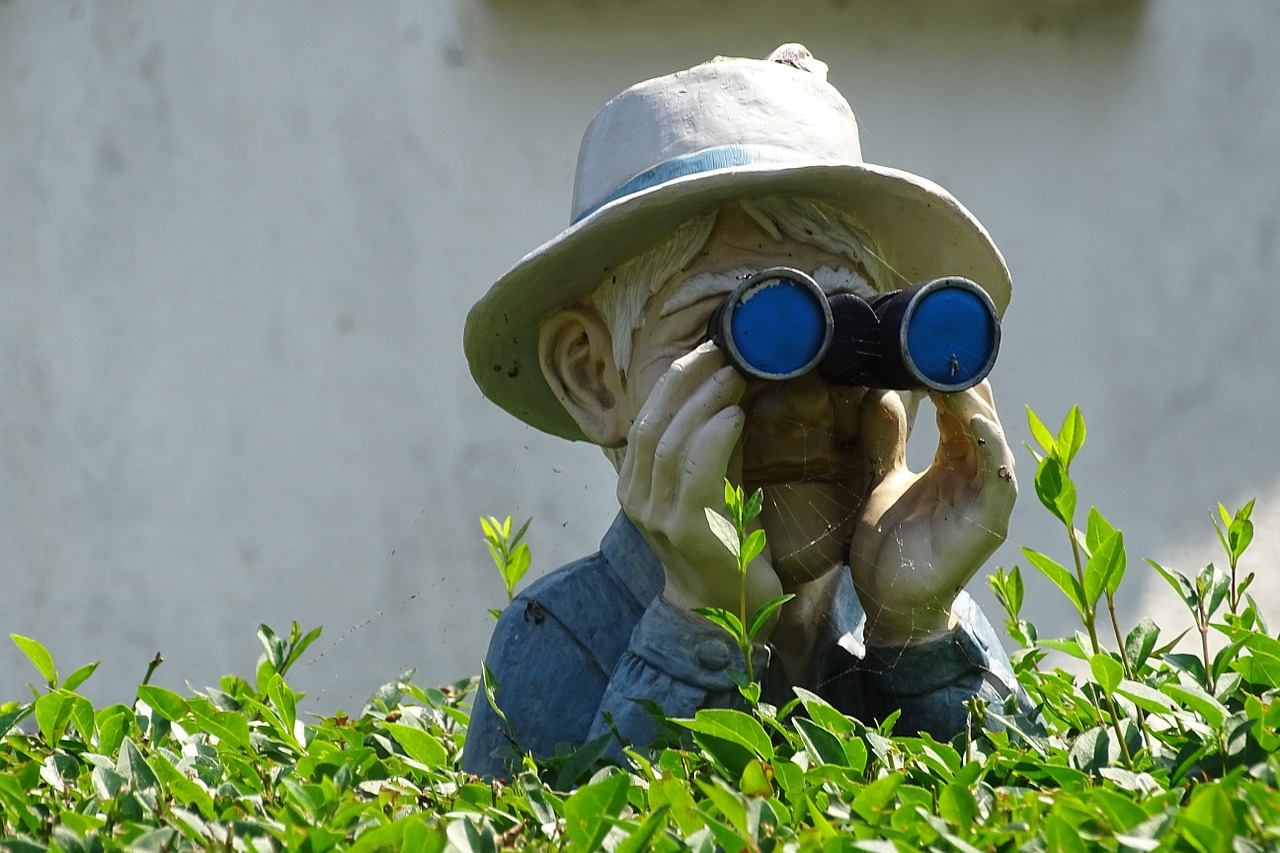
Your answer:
[744,404,1010,696]
[733,242,1012,692]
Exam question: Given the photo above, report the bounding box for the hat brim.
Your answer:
[464,161,1012,442]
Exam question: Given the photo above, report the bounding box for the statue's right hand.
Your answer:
[617,342,782,614]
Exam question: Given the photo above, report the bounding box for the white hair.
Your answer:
[592,196,893,377]
[662,265,877,318]
[589,196,892,468]
[739,197,894,291]
[591,212,719,375]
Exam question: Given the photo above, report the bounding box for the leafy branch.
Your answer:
[1213,499,1255,616]
[1023,407,1140,767]
[480,515,532,619]
[695,480,793,688]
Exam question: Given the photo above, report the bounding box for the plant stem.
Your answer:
[1066,526,1101,655]
[1191,595,1216,693]
[1104,593,1133,680]
[1102,590,1156,756]
[142,653,164,686]
[739,563,753,685]
[1228,556,1240,615]
[1199,622,1214,694]
[1100,690,1135,770]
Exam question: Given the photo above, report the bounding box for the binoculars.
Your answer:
[705,267,1000,393]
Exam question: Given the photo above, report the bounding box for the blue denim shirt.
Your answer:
[462,512,1022,778]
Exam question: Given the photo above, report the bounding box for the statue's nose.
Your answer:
[747,372,832,432]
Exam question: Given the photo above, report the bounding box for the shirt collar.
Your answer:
[599,511,665,607]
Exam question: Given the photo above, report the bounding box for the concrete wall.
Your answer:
[2,0,1277,711]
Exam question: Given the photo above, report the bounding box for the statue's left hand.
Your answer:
[848,381,1016,645]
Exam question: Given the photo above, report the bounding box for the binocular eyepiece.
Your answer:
[705,268,1000,393]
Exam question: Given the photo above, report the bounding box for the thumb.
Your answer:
[860,390,909,479]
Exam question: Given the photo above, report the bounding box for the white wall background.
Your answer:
[2,0,1277,713]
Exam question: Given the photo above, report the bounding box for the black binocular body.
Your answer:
[705,268,1000,393]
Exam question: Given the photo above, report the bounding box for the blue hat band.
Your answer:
[573,144,811,224]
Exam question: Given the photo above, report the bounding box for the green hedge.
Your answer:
[2,407,1278,852]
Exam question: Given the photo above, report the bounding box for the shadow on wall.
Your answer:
[1142,482,1279,657]
[465,0,1151,56]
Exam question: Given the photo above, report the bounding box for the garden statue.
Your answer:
[462,45,1025,778]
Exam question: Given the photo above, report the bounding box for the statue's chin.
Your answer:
[770,544,848,587]
[755,479,865,587]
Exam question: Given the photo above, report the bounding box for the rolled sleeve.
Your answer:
[589,594,768,752]
[863,624,990,696]
[858,592,1024,739]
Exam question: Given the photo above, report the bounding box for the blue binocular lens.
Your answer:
[706,268,1000,392]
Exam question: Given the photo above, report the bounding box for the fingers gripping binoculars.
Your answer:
[705,268,1000,392]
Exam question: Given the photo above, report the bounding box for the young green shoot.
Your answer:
[480,515,533,619]
[1213,499,1255,616]
[696,480,793,688]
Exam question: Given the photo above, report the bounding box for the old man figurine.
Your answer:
[462,46,1023,778]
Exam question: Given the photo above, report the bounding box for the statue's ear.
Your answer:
[538,306,628,447]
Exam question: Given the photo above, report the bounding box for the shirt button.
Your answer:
[695,637,733,671]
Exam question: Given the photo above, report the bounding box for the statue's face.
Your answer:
[620,207,882,495]
[614,206,901,583]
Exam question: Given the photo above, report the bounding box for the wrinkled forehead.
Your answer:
[660,265,875,318]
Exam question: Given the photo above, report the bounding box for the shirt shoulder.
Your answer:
[512,548,649,671]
